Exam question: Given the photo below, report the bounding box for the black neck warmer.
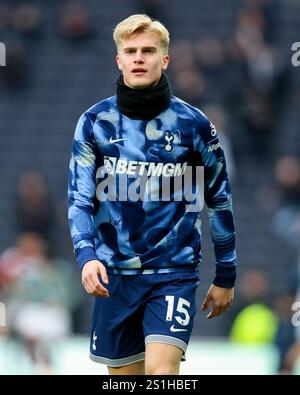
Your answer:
[116,73,172,120]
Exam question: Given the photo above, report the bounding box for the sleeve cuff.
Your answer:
[76,246,99,270]
[213,265,237,288]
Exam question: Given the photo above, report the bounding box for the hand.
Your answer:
[81,260,109,298]
[201,284,234,319]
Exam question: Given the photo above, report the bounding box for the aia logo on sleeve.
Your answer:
[210,122,217,137]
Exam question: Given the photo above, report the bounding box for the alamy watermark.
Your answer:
[291,42,300,67]
[95,158,205,213]
[291,301,300,327]
[0,302,6,327]
[0,42,6,66]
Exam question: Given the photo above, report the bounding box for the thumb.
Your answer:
[201,294,211,311]
[98,263,109,284]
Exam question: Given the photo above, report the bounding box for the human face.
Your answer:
[116,30,169,89]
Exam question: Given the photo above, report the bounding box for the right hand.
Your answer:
[81,260,109,298]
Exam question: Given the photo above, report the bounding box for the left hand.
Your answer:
[201,284,234,319]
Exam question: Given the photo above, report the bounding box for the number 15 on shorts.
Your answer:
[165,296,191,329]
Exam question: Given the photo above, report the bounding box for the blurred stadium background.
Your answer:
[0,0,300,375]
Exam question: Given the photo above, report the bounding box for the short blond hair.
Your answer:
[113,14,170,55]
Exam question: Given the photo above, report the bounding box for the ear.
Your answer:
[116,54,122,71]
[162,54,170,71]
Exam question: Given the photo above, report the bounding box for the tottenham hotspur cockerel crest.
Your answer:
[164,132,174,151]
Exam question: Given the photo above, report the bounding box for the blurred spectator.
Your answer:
[169,39,195,73]
[169,40,205,106]
[54,197,94,334]
[15,171,55,245]
[226,269,277,342]
[235,6,266,57]
[273,292,297,374]
[284,341,300,375]
[226,2,288,162]
[0,233,45,289]
[275,156,300,207]
[11,5,41,38]
[194,37,227,98]
[173,67,206,108]
[0,3,12,32]
[238,42,288,156]
[272,156,300,250]
[0,233,80,373]
[241,0,278,44]
[283,275,300,373]
[0,3,42,90]
[195,38,225,70]
[229,302,278,344]
[0,37,27,89]
[59,1,93,41]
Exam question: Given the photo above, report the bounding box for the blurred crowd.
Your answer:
[1,0,300,374]
[0,1,95,90]
[168,0,289,166]
[0,171,87,373]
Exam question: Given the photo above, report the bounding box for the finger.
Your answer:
[90,272,109,296]
[83,278,94,295]
[222,300,233,312]
[85,276,108,297]
[91,290,109,298]
[207,305,221,319]
[216,304,229,316]
[99,265,109,285]
[201,295,211,311]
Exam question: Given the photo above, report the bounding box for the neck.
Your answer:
[116,73,172,120]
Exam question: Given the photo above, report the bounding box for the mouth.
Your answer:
[132,68,147,76]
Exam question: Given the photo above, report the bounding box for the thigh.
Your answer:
[143,271,200,358]
[90,274,145,367]
[145,342,182,375]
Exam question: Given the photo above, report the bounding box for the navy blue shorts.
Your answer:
[89,270,200,367]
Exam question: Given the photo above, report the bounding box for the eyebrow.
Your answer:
[123,46,157,51]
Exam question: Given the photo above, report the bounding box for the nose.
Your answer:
[134,50,144,64]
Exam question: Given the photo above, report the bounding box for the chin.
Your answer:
[127,77,156,89]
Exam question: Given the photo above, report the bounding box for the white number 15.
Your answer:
[165,295,190,326]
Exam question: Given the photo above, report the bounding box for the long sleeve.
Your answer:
[195,117,237,288]
[68,112,99,270]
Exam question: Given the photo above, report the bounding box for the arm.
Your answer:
[68,112,108,297]
[195,117,237,318]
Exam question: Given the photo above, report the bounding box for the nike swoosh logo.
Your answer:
[109,137,127,143]
[170,324,188,332]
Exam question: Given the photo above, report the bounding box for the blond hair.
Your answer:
[113,14,170,55]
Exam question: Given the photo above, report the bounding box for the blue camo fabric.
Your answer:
[68,96,237,287]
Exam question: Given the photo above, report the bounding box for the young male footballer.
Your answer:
[68,14,237,375]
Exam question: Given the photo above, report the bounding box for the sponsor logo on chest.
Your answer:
[103,157,188,177]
